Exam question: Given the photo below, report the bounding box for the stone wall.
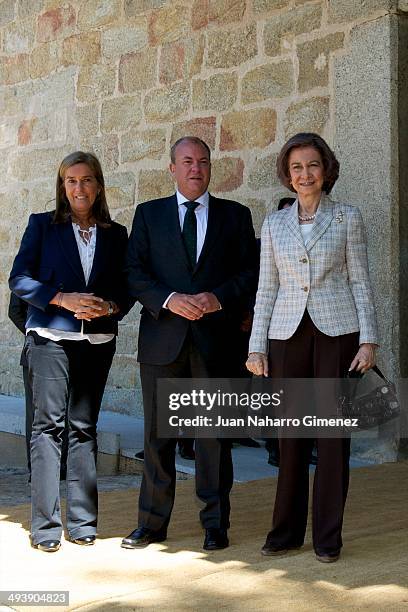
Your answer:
[1,1,407,456]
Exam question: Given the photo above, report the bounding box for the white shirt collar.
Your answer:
[176,190,209,208]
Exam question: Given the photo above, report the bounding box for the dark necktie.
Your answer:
[182,201,199,267]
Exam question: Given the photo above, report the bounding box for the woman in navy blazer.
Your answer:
[9,151,129,552]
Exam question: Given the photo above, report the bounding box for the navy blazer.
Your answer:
[126,194,258,365]
[9,212,129,335]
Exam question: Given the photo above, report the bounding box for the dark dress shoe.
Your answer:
[261,543,289,556]
[32,540,61,553]
[121,527,167,549]
[70,535,96,546]
[261,537,301,556]
[315,551,340,563]
[203,528,229,551]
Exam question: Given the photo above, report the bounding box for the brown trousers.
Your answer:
[267,310,359,555]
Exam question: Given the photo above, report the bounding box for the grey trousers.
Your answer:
[26,333,115,544]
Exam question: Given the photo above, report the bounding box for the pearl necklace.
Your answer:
[298,212,316,222]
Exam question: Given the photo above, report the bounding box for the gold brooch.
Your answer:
[335,211,344,223]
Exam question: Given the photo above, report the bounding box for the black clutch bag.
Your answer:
[339,366,400,431]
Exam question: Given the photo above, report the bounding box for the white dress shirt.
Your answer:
[176,190,209,260]
[163,190,210,308]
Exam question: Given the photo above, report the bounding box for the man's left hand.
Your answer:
[193,292,221,314]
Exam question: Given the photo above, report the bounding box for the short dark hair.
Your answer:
[170,136,211,163]
[54,151,111,226]
[278,197,295,210]
[276,133,339,194]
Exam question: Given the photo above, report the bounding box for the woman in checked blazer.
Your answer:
[246,133,378,563]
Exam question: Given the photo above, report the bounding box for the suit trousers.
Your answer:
[139,333,233,531]
[22,338,68,477]
[22,363,33,472]
[26,333,115,544]
[266,310,359,555]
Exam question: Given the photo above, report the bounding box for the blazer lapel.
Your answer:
[304,194,334,251]
[54,221,85,284]
[193,194,223,275]
[88,224,109,287]
[166,195,193,274]
[285,199,304,248]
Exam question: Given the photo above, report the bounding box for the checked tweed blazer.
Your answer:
[248,194,379,354]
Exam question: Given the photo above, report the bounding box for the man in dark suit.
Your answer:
[122,136,258,551]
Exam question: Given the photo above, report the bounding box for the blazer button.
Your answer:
[302,286,309,292]
[299,257,308,264]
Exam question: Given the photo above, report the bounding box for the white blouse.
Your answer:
[27,223,114,344]
[299,223,314,243]
[72,222,97,284]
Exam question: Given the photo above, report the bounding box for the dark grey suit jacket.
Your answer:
[126,194,258,365]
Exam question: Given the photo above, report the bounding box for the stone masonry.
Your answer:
[0,0,407,459]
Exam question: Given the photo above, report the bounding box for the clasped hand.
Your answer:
[167,292,221,320]
[51,292,111,322]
